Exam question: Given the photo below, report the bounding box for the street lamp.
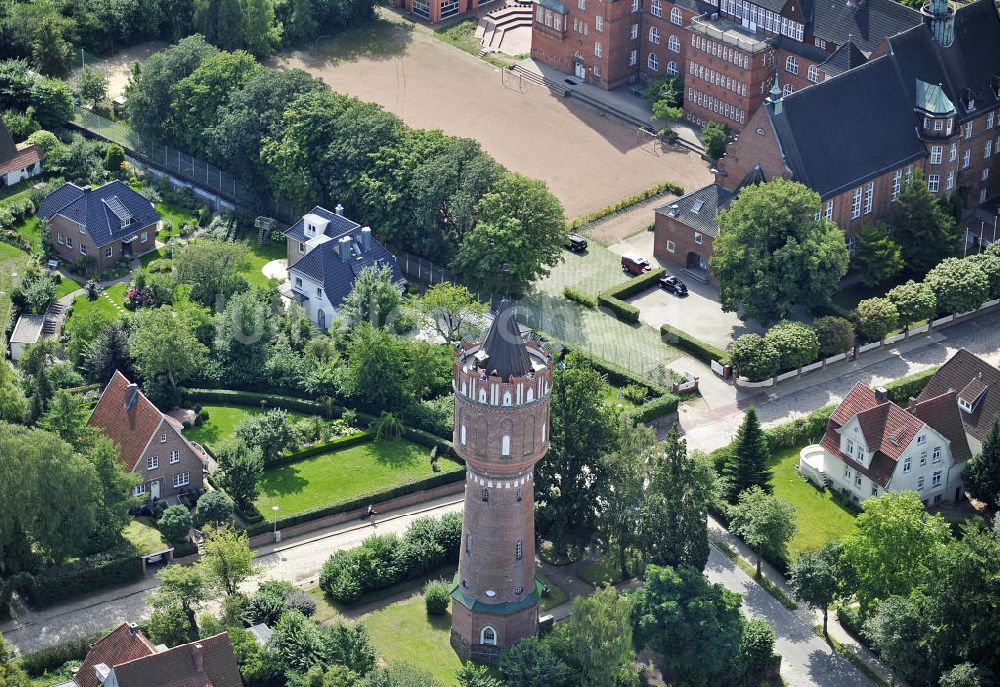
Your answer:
[272,505,279,542]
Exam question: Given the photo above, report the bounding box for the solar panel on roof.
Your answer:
[104,195,133,225]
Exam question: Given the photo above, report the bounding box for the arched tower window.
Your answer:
[516,487,523,502]
[515,540,523,560]
[526,387,535,402]
[501,435,511,457]
[478,388,487,403]
[460,425,467,446]
[541,422,547,444]
[498,418,514,457]
[480,626,497,646]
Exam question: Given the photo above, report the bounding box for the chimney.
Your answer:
[192,643,204,673]
[361,227,372,252]
[338,236,352,263]
[874,386,888,403]
[335,203,344,216]
[128,622,138,636]
[94,663,111,684]
[124,383,139,411]
[669,203,680,217]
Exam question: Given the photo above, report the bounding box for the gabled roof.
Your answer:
[854,401,924,460]
[0,144,42,176]
[282,205,360,243]
[88,370,176,471]
[911,391,973,463]
[654,165,765,238]
[916,349,1000,444]
[819,40,868,78]
[111,633,243,687]
[480,303,532,379]
[74,623,157,687]
[37,181,160,248]
[807,0,922,55]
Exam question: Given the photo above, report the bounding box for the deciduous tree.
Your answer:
[0,360,28,424]
[341,264,403,328]
[729,486,796,578]
[498,637,572,687]
[727,334,779,382]
[812,316,855,357]
[130,306,209,393]
[597,421,654,579]
[925,257,989,315]
[789,541,841,635]
[202,527,257,596]
[217,440,264,508]
[234,409,297,463]
[415,282,487,342]
[855,297,899,342]
[551,586,637,687]
[79,66,108,108]
[174,239,250,307]
[764,320,819,371]
[152,563,211,640]
[965,417,1000,509]
[887,279,937,329]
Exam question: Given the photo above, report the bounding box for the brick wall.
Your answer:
[653,211,717,282]
[136,418,205,499]
[49,215,157,272]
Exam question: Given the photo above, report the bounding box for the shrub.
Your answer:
[727,334,780,381]
[812,316,855,357]
[195,490,234,526]
[563,286,597,308]
[764,320,820,371]
[621,384,648,404]
[925,257,989,315]
[887,280,937,328]
[424,580,451,615]
[968,251,1000,299]
[284,589,317,618]
[703,122,729,160]
[15,634,95,676]
[628,393,680,423]
[855,297,899,342]
[19,541,142,608]
[883,366,938,405]
[158,504,193,545]
[660,324,727,364]
[603,267,666,299]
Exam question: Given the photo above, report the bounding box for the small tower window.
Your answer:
[516,487,523,502]
[466,535,472,553]
[460,425,467,446]
[482,488,489,502]
[501,435,511,457]
[478,388,487,403]
[481,626,497,646]
[516,540,523,560]
[503,391,512,406]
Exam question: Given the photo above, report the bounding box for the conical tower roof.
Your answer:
[480,303,531,378]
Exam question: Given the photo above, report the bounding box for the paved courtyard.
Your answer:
[274,11,713,218]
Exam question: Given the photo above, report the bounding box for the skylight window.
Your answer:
[691,199,705,214]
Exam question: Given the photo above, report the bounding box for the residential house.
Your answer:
[88,371,205,501]
[800,383,972,506]
[653,0,1000,282]
[282,205,404,330]
[916,348,1000,456]
[9,314,45,363]
[0,115,43,187]
[38,180,160,272]
[57,622,243,687]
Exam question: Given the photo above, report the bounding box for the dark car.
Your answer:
[566,234,588,252]
[621,254,652,275]
[659,274,689,296]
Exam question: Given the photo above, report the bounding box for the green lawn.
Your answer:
[243,239,285,288]
[578,549,644,587]
[255,439,463,517]
[0,177,37,205]
[0,242,30,349]
[434,19,481,56]
[54,273,84,299]
[155,201,199,240]
[603,385,639,413]
[13,216,41,252]
[66,282,128,327]
[124,517,169,555]
[769,445,858,558]
[140,247,166,267]
[362,595,464,685]
[182,404,307,449]
[537,573,568,612]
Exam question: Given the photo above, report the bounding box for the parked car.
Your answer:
[566,234,588,252]
[659,274,689,296]
[621,254,652,275]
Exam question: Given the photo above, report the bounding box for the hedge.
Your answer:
[597,294,640,322]
[552,342,667,397]
[563,286,597,308]
[660,324,727,365]
[182,388,336,417]
[19,541,142,608]
[603,267,667,299]
[15,633,103,677]
[883,366,938,405]
[628,393,680,423]
[567,181,685,231]
[267,431,374,467]
[710,404,836,474]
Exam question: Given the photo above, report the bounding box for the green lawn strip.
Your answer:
[711,539,798,611]
[254,439,462,517]
[140,247,165,267]
[65,282,129,328]
[362,595,464,685]
[0,177,36,204]
[434,19,481,56]
[243,239,285,288]
[13,216,41,252]
[124,517,169,555]
[154,201,199,239]
[602,385,639,413]
[54,273,85,300]
[537,573,568,612]
[577,550,643,587]
[768,446,858,558]
[812,624,889,687]
[182,404,308,449]
[0,243,30,347]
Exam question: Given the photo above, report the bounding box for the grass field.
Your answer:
[769,445,858,558]
[243,239,284,288]
[67,282,128,326]
[155,201,199,240]
[254,439,463,517]
[124,517,169,555]
[603,385,639,413]
[13,216,41,251]
[54,273,85,299]
[182,404,308,449]
[434,19,481,56]
[363,595,464,685]
[0,242,30,349]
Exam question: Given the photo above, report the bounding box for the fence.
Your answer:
[71,108,300,222]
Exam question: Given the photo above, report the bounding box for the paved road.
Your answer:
[705,544,871,687]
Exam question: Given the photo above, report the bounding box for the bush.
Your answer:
[597,294,640,323]
[702,122,729,160]
[424,580,451,615]
[855,297,899,342]
[19,541,142,608]
[244,580,316,626]
[15,634,96,676]
[629,393,680,423]
[158,504,193,545]
[567,182,684,231]
[660,324,726,364]
[883,366,938,405]
[925,257,989,315]
[727,334,780,381]
[195,490,234,526]
[563,286,597,308]
[621,384,648,404]
[764,320,820,371]
[887,280,937,328]
[603,267,666,299]
[812,316,855,357]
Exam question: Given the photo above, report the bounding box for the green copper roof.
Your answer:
[914,80,955,115]
[451,578,543,616]
[535,0,567,14]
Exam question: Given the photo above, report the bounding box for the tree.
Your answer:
[729,487,797,578]
[339,325,411,413]
[939,663,990,687]
[148,604,195,647]
[0,360,28,423]
[852,222,904,287]
[233,409,297,463]
[722,408,771,502]
[764,320,819,371]
[341,264,403,328]
[31,14,73,75]
[727,334,780,382]
[105,143,125,173]
[130,307,209,393]
[88,319,134,384]
[862,595,937,686]
[284,0,319,42]
[536,356,619,557]
[159,504,194,545]
[0,633,30,687]
[855,297,899,342]
[79,66,109,108]
[37,388,90,447]
[416,282,487,342]
[174,239,250,307]
[887,280,937,330]
[238,0,280,57]
[965,417,1000,509]
[84,435,140,546]
[451,173,566,296]
[789,541,841,635]
[639,428,716,571]
[321,622,377,677]
[597,421,654,579]
[840,491,951,616]
[498,637,572,687]
[196,490,235,525]
[967,251,1000,299]
[202,528,257,598]
[214,289,277,386]
[152,563,211,639]
[269,609,325,675]
[551,586,637,687]
[730,619,778,686]
[702,122,729,161]
[710,179,850,324]
[925,257,989,315]
[216,440,264,507]
[631,565,743,687]
[455,662,504,687]
[892,170,959,275]
[812,316,855,357]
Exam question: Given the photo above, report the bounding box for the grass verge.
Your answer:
[712,539,798,611]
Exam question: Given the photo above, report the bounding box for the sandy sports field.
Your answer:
[69,41,170,100]
[274,14,712,219]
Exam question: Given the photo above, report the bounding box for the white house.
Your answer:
[281,206,404,329]
[800,383,972,507]
[0,115,43,187]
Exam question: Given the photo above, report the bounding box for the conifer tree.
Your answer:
[723,407,771,501]
[965,417,1000,509]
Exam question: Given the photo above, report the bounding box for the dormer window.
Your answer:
[959,398,973,413]
[305,223,315,235]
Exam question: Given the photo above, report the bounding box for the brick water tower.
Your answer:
[450,304,552,663]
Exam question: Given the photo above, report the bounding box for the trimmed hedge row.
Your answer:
[883,366,938,405]
[629,393,680,423]
[567,181,685,231]
[17,541,142,608]
[597,294,640,322]
[553,342,667,397]
[182,388,336,417]
[563,286,597,308]
[267,431,374,468]
[603,267,667,299]
[660,323,727,365]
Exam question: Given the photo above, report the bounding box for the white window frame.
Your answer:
[631,0,639,11]
[481,626,498,646]
[173,471,190,488]
[670,6,683,24]
[824,200,833,220]
[932,446,942,463]
[668,35,680,53]
[666,240,676,253]
[950,143,958,162]
[630,23,638,39]
[864,181,874,215]
[160,432,168,443]
[903,455,911,473]
[963,149,972,169]
[148,456,159,470]
[985,140,993,159]
[80,244,87,255]
[629,49,637,66]
[648,53,659,71]
[140,231,148,243]
[515,539,523,560]
[134,483,147,496]
[946,171,955,191]
[595,15,603,31]
[650,0,661,16]
[851,187,862,218]
[807,64,819,83]
[891,170,902,202]
[649,26,660,44]
[595,41,603,57]
[170,449,180,464]
[928,174,940,193]
[785,55,798,75]
[930,145,943,164]
[917,476,925,490]
[931,470,942,487]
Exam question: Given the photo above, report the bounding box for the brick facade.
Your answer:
[392,0,481,24]
[49,214,158,272]
[653,211,716,279]
[133,417,205,500]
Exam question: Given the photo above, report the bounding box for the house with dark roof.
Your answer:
[0,115,43,187]
[916,349,1000,455]
[88,371,204,501]
[38,180,160,271]
[282,206,404,330]
[57,623,243,687]
[800,382,972,506]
